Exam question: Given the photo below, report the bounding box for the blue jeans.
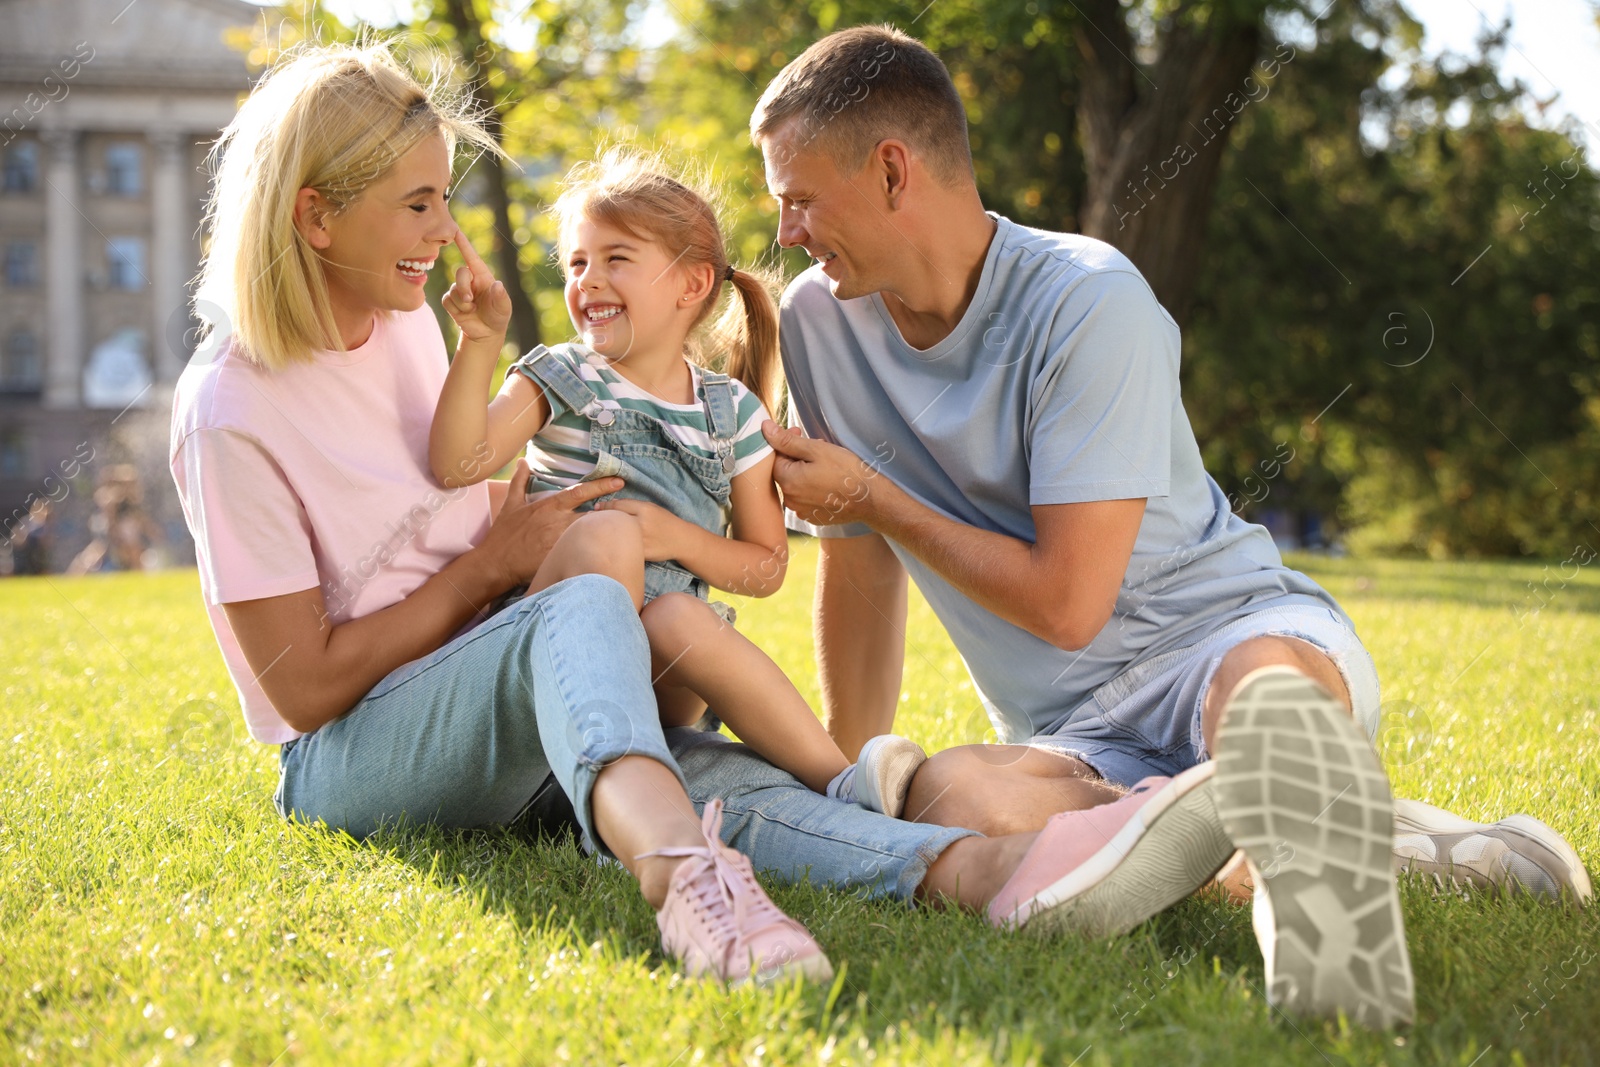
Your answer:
[274,574,970,900]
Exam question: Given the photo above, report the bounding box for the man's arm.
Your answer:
[814,533,908,759]
[871,487,1144,651]
[765,422,1144,651]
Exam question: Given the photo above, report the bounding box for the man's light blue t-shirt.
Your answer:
[780,214,1344,743]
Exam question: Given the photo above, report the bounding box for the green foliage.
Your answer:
[1187,14,1600,557]
[4,557,1600,1063]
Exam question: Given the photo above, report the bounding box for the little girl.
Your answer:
[430,149,926,817]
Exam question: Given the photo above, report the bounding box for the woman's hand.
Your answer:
[477,460,625,588]
[441,228,512,345]
[593,498,692,562]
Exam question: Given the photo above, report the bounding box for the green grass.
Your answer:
[4,545,1598,1065]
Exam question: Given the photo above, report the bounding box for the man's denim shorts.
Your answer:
[1029,601,1382,788]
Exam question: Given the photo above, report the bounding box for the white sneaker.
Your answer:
[1393,798,1592,904]
[1214,666,1415,1028]
[850,734,928,818]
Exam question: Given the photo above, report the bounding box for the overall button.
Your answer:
[594,408,616,426]
[721,453,736,474]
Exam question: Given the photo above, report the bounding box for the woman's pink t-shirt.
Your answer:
[169,306,492,744]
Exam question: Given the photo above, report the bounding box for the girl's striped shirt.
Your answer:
[513,343,774,492]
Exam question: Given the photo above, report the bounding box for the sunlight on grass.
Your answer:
[3,545,1597,1065]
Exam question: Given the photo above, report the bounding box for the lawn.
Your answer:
[3,544,1598,1065]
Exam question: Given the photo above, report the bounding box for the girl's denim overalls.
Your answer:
[514,345,741,610]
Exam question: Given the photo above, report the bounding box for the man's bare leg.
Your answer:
[1199,634,1351,752]
[904,744,1120,834]
[901,637,1346,896]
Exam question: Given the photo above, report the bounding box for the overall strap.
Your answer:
[512,346,613,424]
[699,370,740,474]
[699,370,740,442]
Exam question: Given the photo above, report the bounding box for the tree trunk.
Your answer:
[1073,0,1263,329]
[439,0,542,353]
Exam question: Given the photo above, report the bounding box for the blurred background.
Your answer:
[1,0,1596,577]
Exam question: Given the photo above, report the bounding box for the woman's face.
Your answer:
[312,131,457,330]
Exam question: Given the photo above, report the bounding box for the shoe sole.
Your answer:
[740,952,836,988]
[1214,667,1415,1028]
[857,735,928,818]
[1019,763,1235,940]
[1393,798,1594,904]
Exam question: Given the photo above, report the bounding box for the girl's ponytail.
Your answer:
[714,267,782,418]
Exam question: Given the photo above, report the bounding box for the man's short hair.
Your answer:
[751,25,974,186]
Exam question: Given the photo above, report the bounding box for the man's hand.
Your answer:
[592,497,693,562]
[441,228,512,344]
[761,421,885,527]
[476,459,623,588]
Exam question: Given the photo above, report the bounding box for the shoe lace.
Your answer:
[638,799,795,967]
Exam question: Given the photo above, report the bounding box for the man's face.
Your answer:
[761,126,891,301]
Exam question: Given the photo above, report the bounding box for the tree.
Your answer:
[437,0,544,351]
[1185,18,1600,556]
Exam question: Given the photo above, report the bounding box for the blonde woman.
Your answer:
[167,44,841,985]
[170,42,1225,990]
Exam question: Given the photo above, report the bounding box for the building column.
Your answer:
[150,130,189,383]
[41,127,84,409]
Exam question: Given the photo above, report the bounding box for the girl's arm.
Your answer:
[432,356,549,487]
[428,229,549,487]
[594,453,790,597]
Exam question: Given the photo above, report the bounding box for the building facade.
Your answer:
[0,0,255,566]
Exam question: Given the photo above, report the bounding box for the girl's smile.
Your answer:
[563,215,707,375]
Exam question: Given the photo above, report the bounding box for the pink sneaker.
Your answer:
[987,762,1233,938]
[642,798,835,986]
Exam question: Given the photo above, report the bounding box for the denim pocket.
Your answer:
[610,442,679,463]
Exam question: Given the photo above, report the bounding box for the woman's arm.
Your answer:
[224,463,623,735]
[593,453,790,597]
[428,229,549,487]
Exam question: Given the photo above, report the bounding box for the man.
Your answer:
[754,24,1591,1026]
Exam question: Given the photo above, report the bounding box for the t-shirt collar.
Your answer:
[868,211,1010,364]
[316,310,389,368]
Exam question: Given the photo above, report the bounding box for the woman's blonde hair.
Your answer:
[197,42,498,370]
[551,149,783,416]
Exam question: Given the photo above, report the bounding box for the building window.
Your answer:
[2,328,40,391]
[105,142,144,196]
[83,329,151,410]
[4,242,39,288]
[2,142,38,194]
[0,429,26,478]
[106,237,146,290]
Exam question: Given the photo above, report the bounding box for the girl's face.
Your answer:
[310,131,457,334]
[562,214,705,364]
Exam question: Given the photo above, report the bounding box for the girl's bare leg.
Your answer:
[525,511,645,610]
[653,682,713,729]
[642,592,849,794]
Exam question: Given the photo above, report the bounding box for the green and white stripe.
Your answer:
[520,344,773,488]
